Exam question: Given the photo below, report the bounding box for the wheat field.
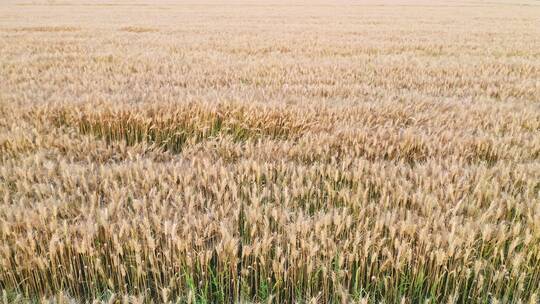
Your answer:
[1,0,540,303]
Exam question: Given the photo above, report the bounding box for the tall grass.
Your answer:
[1,0,540,302]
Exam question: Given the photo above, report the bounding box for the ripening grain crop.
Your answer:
[1,0,540,303]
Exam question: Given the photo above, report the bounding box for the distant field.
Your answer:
[1,0,539,303]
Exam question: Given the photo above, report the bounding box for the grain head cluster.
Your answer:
[0,0,539,303]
